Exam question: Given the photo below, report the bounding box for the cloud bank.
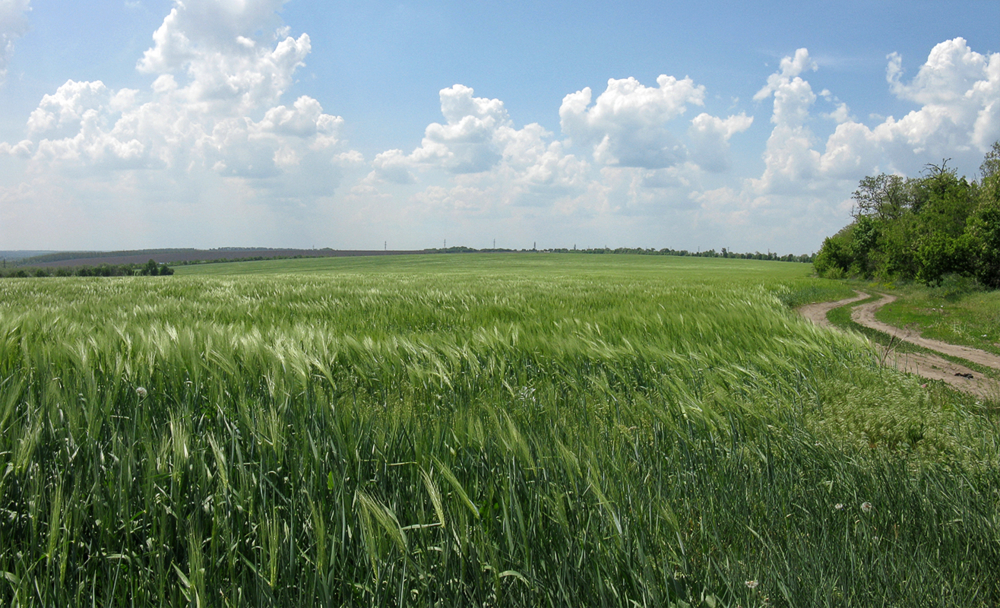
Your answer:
[2,0,360,247]
[358,38,997,249]
[0,0,996,254]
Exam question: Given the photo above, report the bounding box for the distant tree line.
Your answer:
[426,246,815,262]
[0,259,174,278]
[560,247,814,262]
[814,142,1000,287]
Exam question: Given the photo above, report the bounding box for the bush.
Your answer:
[813,228,854,277]
[931,273,982,300]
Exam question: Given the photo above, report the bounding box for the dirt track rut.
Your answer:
[851,294,1000,371]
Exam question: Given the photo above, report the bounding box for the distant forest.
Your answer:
[815,141,1000,288]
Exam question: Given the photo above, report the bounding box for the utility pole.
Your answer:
[444,239,446,249]
[384,241,387,251]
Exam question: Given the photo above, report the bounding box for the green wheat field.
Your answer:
[1,254,998,606]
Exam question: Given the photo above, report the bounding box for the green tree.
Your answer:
[913,161,975,240]
[142,259,159,276]
[813,225,854,277]
[852,173,910,220]
[873,213,919,280]
[848,215,880,278]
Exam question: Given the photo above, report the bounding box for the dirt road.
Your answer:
[851,294,1000,371]
[797,291,870,327]
[798,292,1000,399]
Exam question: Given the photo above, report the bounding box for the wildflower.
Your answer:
[745,580,759,589]
[861,501,872,513]
[136,386,147,398]
[835,503,844,510]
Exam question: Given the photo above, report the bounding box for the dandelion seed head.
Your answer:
[745,579,759,589]
[835,503,844,510]
[861,501,872,513]
[136,386,148,398]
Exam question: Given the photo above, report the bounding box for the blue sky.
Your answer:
[1,0,997,253]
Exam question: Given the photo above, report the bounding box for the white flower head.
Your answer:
[745,580,759,589]
[835,503,844,510]
[136,386,148,398]
[861,501,873,513]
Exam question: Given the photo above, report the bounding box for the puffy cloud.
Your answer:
[881,38,999,152]
[0,0,29,84]
[687,112,753,172]
[260,96,341,140]
[27,80,111,138]
[409,85,510,174]
[366,77,754,229]
[754,48,817,122]
[888,38,990,105]
[368,84,589,209]
[748,49,822,194]
[805,38,999,180]
[369,149,415,184]
[138,1,311,117]
[560,75,705,168]
[515,140,588,192]
[817,120,880,178]
[138,0,288,75]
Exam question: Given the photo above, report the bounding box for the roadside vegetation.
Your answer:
[814,141,1000,288]
[1,255,997,606]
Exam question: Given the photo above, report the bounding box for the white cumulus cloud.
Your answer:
[560,75,705,168]
[366,84,589,211]
[409,84,510,174]
[688,112,753,172]
[881,37,999,153]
